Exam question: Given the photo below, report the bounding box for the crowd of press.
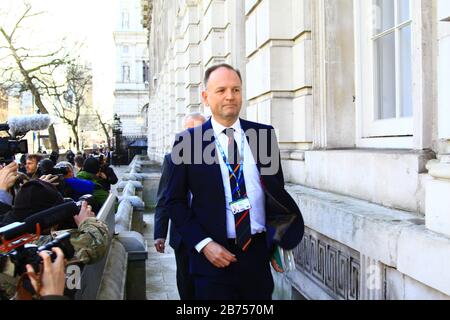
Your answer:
[0,150,118,300]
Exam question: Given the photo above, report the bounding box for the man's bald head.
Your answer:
[183,112,207,129]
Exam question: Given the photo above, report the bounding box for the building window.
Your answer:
[123,45,129,54]
[122,64,130,83]
[142,61,149,84]
[355,0,418,148]
[374,0,412,120]
[122,10,130,29]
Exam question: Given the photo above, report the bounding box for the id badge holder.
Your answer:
[230,197,252,214]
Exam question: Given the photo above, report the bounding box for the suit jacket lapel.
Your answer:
[201,119,225,194]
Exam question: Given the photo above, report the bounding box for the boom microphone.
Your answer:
[6,114,52,137]
[0,195,94,244]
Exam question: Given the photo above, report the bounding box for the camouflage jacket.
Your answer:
[35,217,109,265]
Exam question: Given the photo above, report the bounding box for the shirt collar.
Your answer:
[211,116,242,136]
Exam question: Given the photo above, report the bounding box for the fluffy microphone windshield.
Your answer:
[7,114,52,137]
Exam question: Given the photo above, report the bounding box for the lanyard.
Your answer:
[214,129,245,197]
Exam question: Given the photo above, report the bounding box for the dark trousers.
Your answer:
[175,244,195,300]
[194,233,274,300]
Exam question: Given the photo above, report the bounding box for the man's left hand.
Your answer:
[74,201,96,226]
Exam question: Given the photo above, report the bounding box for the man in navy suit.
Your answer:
[154,112,206,300]
[165,64,304,300]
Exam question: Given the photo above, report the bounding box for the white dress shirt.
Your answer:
[195,117,266,252]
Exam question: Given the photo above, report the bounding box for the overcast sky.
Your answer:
[0,0,117,119]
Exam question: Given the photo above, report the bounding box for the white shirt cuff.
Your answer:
[195,237,213,253]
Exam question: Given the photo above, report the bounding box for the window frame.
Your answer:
[354,0,433,149]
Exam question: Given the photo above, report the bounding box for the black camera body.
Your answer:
[8,232,75,275]
[0,137,28,164]
[0,194,94,295]
[0,194,95,248]
[0,114,51,164]
[7,232,75,295]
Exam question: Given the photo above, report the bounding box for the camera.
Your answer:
[6,232,74,295]
[38,159,68,194]
[0,195,94,246]
[0,138,28,164]
[0,114,52,164]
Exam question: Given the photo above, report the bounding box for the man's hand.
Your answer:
[202,241,237,268]
[0,161,19,191]
[73,201,96,226]
[26,247,66,297]
[154,238,166,253]
[39,174,59,186]
[97,172,107,180]
[270,258,284,273]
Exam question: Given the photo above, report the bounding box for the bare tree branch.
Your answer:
[0,5,74,151]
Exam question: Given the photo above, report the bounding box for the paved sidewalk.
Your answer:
[143,212,180,300]
[111,165,179,300]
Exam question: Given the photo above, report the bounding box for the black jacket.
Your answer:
[98,165,118,191]
[154,154,183,250]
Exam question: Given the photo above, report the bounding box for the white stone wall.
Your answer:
[147,0,247,160]
[145,0,450,300]
[114,0,149,139]
[438,0,450,140]
[246,0,313,152]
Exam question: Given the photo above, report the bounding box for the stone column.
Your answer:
[425,156,450,237]
[184,1,202,115]
[311,0,355,149]
[245,0,313,182]
[174,6,187,132]
[426,1,450,237]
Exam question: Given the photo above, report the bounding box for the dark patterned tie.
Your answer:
[224,128,252,251]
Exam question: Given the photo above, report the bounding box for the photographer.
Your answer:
[1,247,68,300]
[25,154,43,180]
[74,155,84,175]
[76,157,109,211]
[25,247,67,299]
[54,161,95,202]
[97,154,118,191]
[4,180,108,263]
[66,150,75,166]
[0,162,19,217]
[0,180,109,299]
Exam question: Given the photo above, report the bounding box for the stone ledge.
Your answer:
[397,225,450,296]
[287,184,418,267]
[287,184,450,297]
[297,149,435,213]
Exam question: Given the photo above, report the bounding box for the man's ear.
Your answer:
[201,90,208,106]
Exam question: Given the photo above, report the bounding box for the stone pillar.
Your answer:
[245,0,313,150]
[437,0,450,156]
[426,1,450,237]
[184,1,202,114]
[175,7,187,132]
[438,0,450,140]
[311,0,355,149]
[425,156,450,237]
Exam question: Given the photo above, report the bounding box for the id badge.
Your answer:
[230,197,252,215]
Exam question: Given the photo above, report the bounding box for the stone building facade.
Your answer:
[142,0,450,300]
[114,0,149,143]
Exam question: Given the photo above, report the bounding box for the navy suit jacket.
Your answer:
[165,118,304,276]
[154,154,182,250]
